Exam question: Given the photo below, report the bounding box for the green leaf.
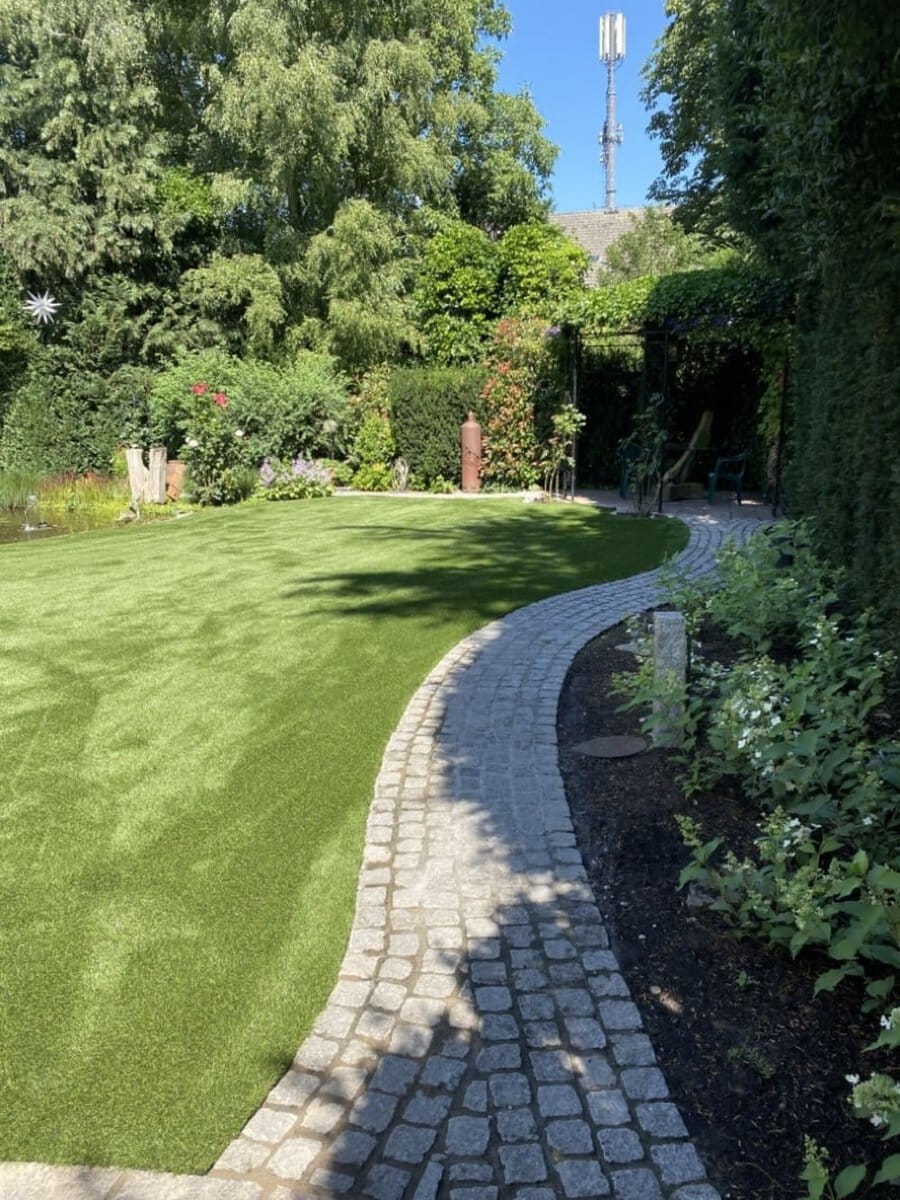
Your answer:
[850,850,869,876]
[833,1163,867,1198]
[863,974,895,999]
[866,945,900,968]
[814,965,855,994]
[873,1155,900,1186]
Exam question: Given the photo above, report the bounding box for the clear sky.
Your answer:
[494,1,670,214]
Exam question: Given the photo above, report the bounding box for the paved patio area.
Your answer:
[1,500,769,1200]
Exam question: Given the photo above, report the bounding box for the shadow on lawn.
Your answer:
[211,548,694,1200]
[280,511,679,625]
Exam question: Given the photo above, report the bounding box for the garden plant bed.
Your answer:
[558,621,893,1200]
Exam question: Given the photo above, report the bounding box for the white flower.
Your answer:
[845,1074,860,1085]
[185,436,199,449]
[23,290,61,324]
[880,1014,892,1030]
[234,429,246,439]
[862,815,875,827]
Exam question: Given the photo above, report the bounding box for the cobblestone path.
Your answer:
[1,512,762,1200]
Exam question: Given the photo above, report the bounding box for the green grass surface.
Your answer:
[0,498,687,1172]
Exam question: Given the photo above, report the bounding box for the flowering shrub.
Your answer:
[149,349,348,464]
[616,520,900,1196]
[179,383,254,504]
[480,317,564,489]
[257,456,332,501]
[617,520,899,994]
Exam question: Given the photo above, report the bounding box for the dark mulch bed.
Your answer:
[558,623,893,1200]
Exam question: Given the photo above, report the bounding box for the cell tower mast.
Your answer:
[599,12,626,212]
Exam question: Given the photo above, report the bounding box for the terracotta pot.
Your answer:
[166,460,187,500]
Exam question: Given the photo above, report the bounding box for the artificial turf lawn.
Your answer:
[0,497,687,1172]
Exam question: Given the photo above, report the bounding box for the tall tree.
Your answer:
[0,0,169,288]
[600,208,725,282]
[642,1,900,630]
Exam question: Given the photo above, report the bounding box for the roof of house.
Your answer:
[549,207,651,286]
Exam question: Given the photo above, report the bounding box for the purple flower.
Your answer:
[291,457,329,483]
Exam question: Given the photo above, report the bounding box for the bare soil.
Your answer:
[557,624,893,1199]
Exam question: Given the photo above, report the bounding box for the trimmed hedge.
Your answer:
[388,366,486,486]
[788,255,900,640]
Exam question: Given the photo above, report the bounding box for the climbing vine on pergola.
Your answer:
[555,263,795,505]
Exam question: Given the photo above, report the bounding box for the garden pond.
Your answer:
[0,510,126,544]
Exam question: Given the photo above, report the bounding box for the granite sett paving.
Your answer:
[0,501,765,1200]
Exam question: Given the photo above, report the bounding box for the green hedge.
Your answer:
[788,255,900,640]
[388,366,486,486]
[0,351,154,476]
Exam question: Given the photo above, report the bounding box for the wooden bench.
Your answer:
[707,453,747,504]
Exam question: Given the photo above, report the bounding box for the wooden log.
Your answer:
[148,446,168,504]
[126,446,149,503]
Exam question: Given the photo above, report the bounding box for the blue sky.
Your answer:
[494,1,670,213]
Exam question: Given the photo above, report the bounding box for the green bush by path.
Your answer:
[0,499,687,1173]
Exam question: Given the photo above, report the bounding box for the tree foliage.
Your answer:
[600,207,726,283]
[642,1,900,633]
[416,218,587,364]
[0,0,170,286]
[0,0,563,466]
[0,0,555,353]
[498,221,588,314]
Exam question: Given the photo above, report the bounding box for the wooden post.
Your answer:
[148,446,167,504]
[126,446,149,503]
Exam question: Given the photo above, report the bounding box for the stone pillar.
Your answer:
[652,611,687,747]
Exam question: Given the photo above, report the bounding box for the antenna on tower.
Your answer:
[599,12,626,213]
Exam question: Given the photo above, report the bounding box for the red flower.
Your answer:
[191,382,209,395]
[212,392,228,408]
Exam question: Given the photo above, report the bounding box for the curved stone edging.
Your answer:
[0,512,762,1200]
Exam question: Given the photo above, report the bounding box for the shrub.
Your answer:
[351,462,392,492]
[415,220,501,364]
[0,352,126,476]
[617,522,900,1016]
[480,317,566,489]
[257,457,332,501]
[350,409,394,469]
[178,384,253,505]
[388,366,486,487]
[148,350,349,465]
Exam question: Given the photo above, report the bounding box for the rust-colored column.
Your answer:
[461,411,482,492]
